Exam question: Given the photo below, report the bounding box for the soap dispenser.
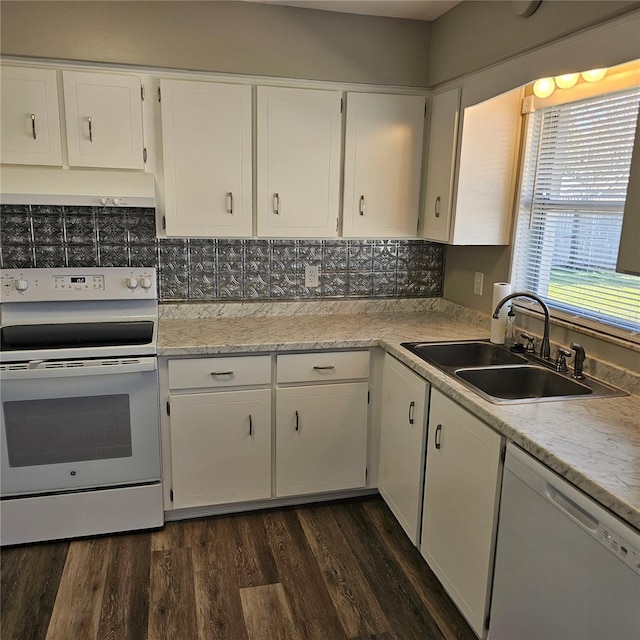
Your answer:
[504,305,516,348]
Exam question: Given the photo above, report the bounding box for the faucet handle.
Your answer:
[555,347,572,372]
[521,333,536,353]
[570,343,586,380]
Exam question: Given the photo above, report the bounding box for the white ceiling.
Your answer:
[236,0,462,21]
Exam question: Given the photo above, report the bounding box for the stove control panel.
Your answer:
[0,267,157,302]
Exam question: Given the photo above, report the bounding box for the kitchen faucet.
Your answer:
[492,291,551,360]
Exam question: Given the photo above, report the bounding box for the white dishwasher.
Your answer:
[489,444,640,640]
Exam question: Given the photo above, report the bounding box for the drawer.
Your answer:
[277,351,370,384]
[169,355,271,390]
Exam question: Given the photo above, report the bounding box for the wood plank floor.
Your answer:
[1,495,476,640]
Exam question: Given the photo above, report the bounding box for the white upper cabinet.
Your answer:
[62,71,145,169]
[342,92,425,238]
[160,79,252,237]
[422,87,522,245]
[422,88,460,243]
[257,86,342,238]
[1,66,63,166]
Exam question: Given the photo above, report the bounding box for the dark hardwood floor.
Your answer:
[1,495,476,640]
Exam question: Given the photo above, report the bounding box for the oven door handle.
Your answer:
[0,357,157,380]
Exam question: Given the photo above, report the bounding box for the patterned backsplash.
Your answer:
[0,205,445,302]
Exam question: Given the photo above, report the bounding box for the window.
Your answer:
[511,85,640,337]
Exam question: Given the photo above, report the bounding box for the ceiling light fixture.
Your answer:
[554,73,580,89]
[582,68,607,83]
[533,78,555,98]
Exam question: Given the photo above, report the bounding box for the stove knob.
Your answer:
[138,277,153,290]
[100,197,109,206]
[14,279,29,292]
[112,198,121,206]
[125,277,139,290]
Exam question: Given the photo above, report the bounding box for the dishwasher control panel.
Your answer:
[602,527,640,575]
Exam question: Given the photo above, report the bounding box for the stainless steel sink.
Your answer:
[401,340,627,404]
[455,365,593,402]
[404,340,528,368]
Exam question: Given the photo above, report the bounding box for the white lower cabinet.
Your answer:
[275,350,370,497]
[421,388,503,638]
[378,353,429,544]
[169,388,271,509]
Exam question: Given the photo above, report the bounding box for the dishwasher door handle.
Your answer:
[545,483,599,532]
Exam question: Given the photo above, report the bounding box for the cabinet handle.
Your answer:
[274,192,280,215]
[435,423,442,450]
[434,196,441,218]
[313,365,335,371]
[227,192,234,215]
[87,117,93,142]
[408,400,415,425]
[359,195,366,216]
[31,114,37,139]
[249,414,253,436]
[295,410,299,431]
[210,370,233,377]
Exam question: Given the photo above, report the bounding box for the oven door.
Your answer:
[0,357,160,497]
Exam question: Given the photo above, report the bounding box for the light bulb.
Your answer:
[581,68,607,82]
[554,73,579,89]
[533,78,555,98]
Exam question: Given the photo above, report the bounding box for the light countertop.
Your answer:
[159,304,640,530]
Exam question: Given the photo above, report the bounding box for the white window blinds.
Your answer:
[512,87,640,335]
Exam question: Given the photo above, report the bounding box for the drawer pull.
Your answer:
[409,400,415,425]
[210,370,234,377]
[249,414,253,436]
[435,423,442,450]
[313,365,335,371]
[31,113,37,139]
[295,410,300,431]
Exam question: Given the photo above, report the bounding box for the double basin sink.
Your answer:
[401,340,626,404]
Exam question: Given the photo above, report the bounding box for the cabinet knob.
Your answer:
[435,423,442,449]
[359,195,366,216]
[274,193,280,215]
[227,192,234,215]
[408,400,415,425]
[435,196,441,218]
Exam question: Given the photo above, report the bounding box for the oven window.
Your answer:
[3,395,133,467]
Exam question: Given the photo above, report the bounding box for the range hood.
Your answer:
[0,167,155,208]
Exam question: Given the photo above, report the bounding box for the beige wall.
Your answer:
[0,1,431,87]
[428,0,640,87]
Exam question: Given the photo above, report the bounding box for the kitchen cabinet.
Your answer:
[420,388,503,638]
[275,351,369,497]
[421,88,460,243]
[342,92,425,238]
[0,66,63,166]
[167,356,271,508]
[256,86,342,238]
[62,70,145,169]
[617,108,640,276]
[422,87,521,245]
[160,79,252,237]
[378,353,429,544]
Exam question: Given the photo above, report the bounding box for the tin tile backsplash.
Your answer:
[0,205,445,301]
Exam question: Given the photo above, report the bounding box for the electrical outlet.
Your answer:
[305,265,320,288]
[474,271,484,296]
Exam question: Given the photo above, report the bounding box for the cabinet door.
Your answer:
[160,79,252,237]
[422,88,460,243]
[451,88,521,245]
[343,93,425,238]
[420,389,502,637]
[1,67,63,166]
[379,354,428,544]
[276,382,368,497]
[257,86,342,238]
[62,71,144,169]
[169,389,271,508]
